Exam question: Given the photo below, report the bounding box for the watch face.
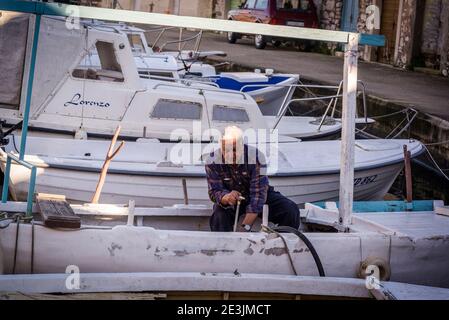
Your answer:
[243,224,251,231]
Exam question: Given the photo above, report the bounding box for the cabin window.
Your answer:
[72,41,124,82]
[151,99,202,120]
[127,33,145,54]
[212,105,250,122]
[139,71,176,81]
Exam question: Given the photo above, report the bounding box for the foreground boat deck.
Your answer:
[353,211,449,238]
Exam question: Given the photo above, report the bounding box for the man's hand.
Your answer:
[221,190,242,206]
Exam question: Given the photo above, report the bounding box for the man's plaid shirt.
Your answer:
[204,145,269,214]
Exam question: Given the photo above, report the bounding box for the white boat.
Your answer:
[1,8,448,301]
[0,200,448,291]
[0,17,340,141]
[84,21,300,116]
[0,135,424,206]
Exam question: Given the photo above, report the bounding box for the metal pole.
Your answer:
[1,156,12,203]
[403,145,413,205]
[233,196,245,232]
[19,14,41,160]
[182,178,189,205]
[338,33,359,230]
[272,85,294,131]
[178,27,183,52]
[27,167,37,216]
[262,204,269,227]
[127,199,136,226]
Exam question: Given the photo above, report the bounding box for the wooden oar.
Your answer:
[91,126,125,204]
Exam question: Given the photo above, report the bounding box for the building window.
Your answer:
[212,105,250,122]
[255,0,269,10]
[73,41,124,82]
[276,0,310,11]
[150,99,202,120]
[244,0,257,9]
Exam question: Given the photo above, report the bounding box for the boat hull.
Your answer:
[4,161,403,207]
[1,222,448,288]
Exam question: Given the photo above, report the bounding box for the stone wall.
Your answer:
[421,0,442,68]
[320,0,342,31]
[441,0,449,75]
[319,0,342,52]
[395,0,417,68]
[319,0,379,60]
[356,0,377,61]
[415,0,449,73]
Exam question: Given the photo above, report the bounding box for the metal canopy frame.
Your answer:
[0,0,386,228]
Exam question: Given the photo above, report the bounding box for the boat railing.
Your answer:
[272,92,344,130]
[247,81,369,131]
[149,27,204,60]
[141,74,220,88]
[153,83,248,99]
[144,26,178,50]
[239,83,340,92]
[1,152,36,216]
[158,31,203,54]
[318,80,368,131]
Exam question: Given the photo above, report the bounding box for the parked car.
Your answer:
[227,0,319,49]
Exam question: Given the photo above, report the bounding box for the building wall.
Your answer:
[393,0,449,73]
[320,0,343,31]
[421,0,442,68]
[394,0,416,68]
[356,0,376,33]
[96,0,449,74]
[101,0,214,16]
[442,0,449,75]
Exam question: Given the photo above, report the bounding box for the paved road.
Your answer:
[152,29,449,120]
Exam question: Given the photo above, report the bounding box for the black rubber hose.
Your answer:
[272,225,326,277]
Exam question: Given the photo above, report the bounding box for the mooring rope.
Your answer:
[425,139,449,146]
[423,145,449,182]
[370,108,410,119]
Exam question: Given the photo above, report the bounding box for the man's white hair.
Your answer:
[221,126,243,144]
[221,126,244,164]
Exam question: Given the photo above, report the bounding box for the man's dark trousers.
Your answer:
[210,187,300,232]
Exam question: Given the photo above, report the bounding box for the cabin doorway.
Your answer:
[379,0,400,64]
[0,12,30,110]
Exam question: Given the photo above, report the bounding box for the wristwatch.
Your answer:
[241,224,252,232]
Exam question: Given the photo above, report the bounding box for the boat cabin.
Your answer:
[0,17,267,141]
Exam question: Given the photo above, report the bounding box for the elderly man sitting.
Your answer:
[205,126,299,232]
